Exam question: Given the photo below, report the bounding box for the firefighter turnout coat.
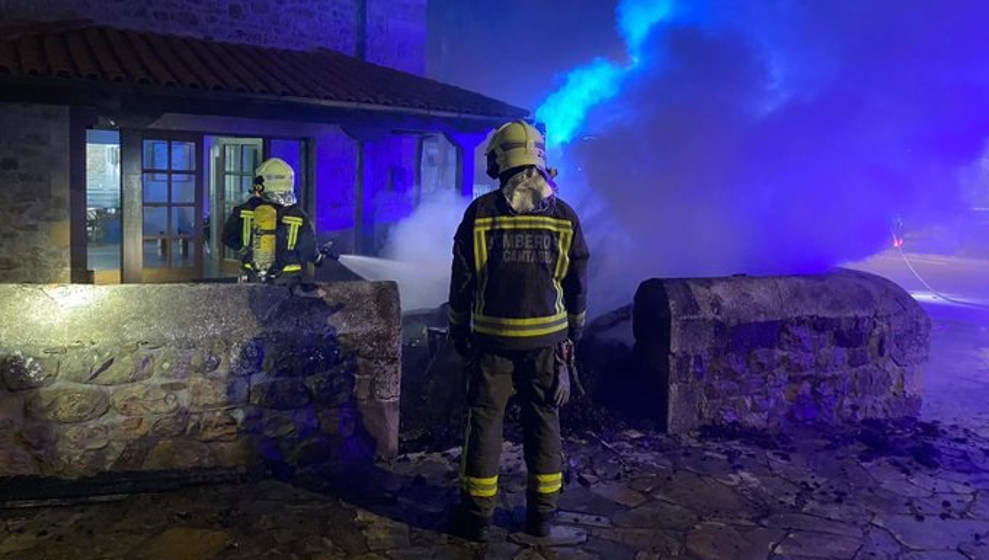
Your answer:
[448,189,589,350]
[221,197,318,278]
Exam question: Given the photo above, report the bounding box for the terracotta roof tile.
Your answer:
[0,20,528,119]
[65,30,99,79]
[188,39,245,92]
[127,31,178,86]
[0,38,17,74]
[105,27,153,84]
[83,27,125,82]
[17,33,46,75]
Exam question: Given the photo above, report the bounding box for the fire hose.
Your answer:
[892,232,989,310]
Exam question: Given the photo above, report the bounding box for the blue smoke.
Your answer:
[535,0,677,148]
[535,59,624,149]
[618,0,675,54]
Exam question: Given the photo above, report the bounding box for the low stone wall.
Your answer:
[634,269,930,433]
[0,282,400,479]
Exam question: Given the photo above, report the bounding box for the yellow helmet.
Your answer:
[485,120,556,180]
[254,157,296,206]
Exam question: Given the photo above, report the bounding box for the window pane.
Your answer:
[143,140,169,169]
[242,145,258,173]
[241,175,253,194]
[224,145,237,172]
[173,173,196,203]
[86,130,122,272]
[225,174,245,205]
[143,207,168,236]
[143,239,168,268]
[142,173,168,203]
[171,238,194,268]
[171,141,195,171]
[172,206,196,237]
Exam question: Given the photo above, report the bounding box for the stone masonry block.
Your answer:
[0,280,401,477]
[188,377,249,411]
[111,384,181,416]
[634,270,929,433]
[27,386,109,423]
[1,351,59,390]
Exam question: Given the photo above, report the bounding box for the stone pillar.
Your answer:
[0,103,71,283]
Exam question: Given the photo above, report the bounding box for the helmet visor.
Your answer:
[265,190,297,206]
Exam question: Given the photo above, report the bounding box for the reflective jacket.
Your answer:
[221,197,318,277]
[448,190,589,351]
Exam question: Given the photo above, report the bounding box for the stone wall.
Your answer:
[1,0,358,55]
[633,269,930,433]
[0,281,401,479]
[0,0,427,75]
[366,0,427,75]
[0,103,71,284]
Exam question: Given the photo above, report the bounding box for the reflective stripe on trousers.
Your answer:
[460,347,562,518]
[528,472,563,494]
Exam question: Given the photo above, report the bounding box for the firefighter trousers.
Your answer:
[460,346,562,519]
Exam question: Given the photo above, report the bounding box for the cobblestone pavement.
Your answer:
[2,419,989,560]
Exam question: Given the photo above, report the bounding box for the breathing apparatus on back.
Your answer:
[245,158,296,282]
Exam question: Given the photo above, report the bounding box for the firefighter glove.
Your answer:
[449,325,473,358]
[551,346,572,407]
[568,325,584,343]
[315,241,340,267]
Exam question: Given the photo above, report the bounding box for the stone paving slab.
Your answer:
[2,420,989,560]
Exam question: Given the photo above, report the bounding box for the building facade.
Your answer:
[0,0,426,75]
[0,2,523,284]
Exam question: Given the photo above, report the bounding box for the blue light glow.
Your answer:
[618,0,675,54]
[535,58,624,149]
[535,0,676,148]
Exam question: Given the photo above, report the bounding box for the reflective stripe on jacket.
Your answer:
[448,190,589,350]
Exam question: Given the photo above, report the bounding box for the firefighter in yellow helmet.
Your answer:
[447,120,589,541]
[221,157,331,283]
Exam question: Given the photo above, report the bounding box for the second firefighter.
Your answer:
[221,157,329,283]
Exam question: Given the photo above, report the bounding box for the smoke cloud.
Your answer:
[410,0,989,315]
[551,0,989,311]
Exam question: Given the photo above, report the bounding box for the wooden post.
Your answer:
[353,139,366,254]
[68,107,94,283]
[413,134,424,208]
[120,129,143,283]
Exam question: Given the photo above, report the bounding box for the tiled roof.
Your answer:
[0,20,529,119]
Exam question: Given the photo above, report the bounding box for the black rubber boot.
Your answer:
[449,509,491,543]
[524,510,553,538]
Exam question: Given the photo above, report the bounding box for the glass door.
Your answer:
[209,138,262,275]
[124,134,204,282]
